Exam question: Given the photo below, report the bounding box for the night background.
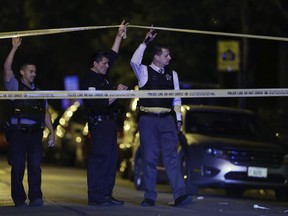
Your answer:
[1,0,288,138]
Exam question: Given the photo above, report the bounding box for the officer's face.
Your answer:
[93,57,109,75]
[20,64,37,85]
[155,48,171,67]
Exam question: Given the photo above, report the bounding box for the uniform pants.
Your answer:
[5,130,43,204]
[138,115,187,201]
[87,119,118,203]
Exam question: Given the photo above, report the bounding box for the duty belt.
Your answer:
[139,106,171,113]
[5,121,44,133]
[139,111,172,118]
[137,107,174,118]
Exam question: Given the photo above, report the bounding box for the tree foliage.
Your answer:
[0,0,287,110]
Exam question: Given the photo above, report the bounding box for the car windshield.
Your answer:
[185,110,276,141]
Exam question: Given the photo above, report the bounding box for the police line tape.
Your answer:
[0,25,119,39]
[1,24,288,42]
[1,89,288,100]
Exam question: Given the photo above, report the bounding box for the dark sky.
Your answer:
[0,0,288,126]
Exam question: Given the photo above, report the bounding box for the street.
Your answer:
[0,155,288,216]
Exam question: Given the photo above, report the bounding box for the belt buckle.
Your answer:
[140,106,148,112]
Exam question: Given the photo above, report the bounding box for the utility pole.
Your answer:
[239,0,249,109]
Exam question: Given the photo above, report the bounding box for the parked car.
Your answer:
[51,101,89,167]
[121,104,288,201]
[0,125,8,155]
[118,98,138,177]
[50,100,129,168]
[118,111,137,176]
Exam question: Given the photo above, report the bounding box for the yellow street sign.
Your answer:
[217,40,240,72]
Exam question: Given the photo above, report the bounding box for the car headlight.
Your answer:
[205,147,227,159]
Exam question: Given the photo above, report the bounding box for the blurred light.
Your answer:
[59,118,66,126]
[56,125,63,131]
[82,123,89,136]
[56,125,65,138]
[181,83,192,89]
[76,136,82,143]
[70,102,80,112]
[43,129,49,139]
[275,132,279,137]
[210,17,220,26]
[51,113,58,121]
[205,147,227,159]
[62,75,80,109]
[182,105,190,112]
[56,129,64,138]
[221,164,232,173]
[74,101,80,106]
[131,98,138,111]
[124,124,131,131]
[66,110,73,117]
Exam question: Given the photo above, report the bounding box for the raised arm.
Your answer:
[4,37,22,82]
[130,28,157,81]
[111,20,128,53]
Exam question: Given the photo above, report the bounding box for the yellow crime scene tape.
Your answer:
[0,24,288,42]
[0,89,288,100]
[0,24,288,100]
[0,25,120,39]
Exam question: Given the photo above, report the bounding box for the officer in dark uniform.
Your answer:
[130,29,192,207]
[82,21,128,206]
[3,37,55,207]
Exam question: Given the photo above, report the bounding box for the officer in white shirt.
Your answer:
[130,28,192,207]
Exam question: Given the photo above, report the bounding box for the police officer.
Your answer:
[82,21,128,206]
[130,29,192,207]
[3,37,55,207]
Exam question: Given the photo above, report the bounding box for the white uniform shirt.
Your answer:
[130,43,182,121]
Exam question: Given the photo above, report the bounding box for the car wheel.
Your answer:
[225,188,245,198]
[275,189,288,201]
[133,155,145,191]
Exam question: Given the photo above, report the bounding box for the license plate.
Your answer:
[247,167,268,178]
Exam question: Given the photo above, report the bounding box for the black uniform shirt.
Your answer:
[82,50,119,117]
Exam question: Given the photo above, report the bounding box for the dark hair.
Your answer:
[20,62,36,70]
[89,51,109,68]
[152,44,170,56]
